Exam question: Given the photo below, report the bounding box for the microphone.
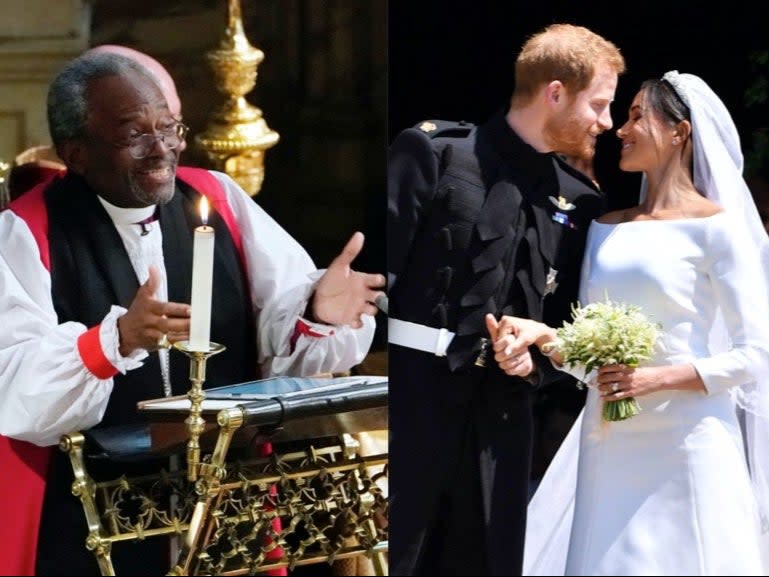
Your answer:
[375,293,388,315]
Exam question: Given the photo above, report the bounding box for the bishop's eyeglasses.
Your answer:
[114,121,189,159]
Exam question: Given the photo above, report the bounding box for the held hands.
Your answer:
[485,314,538,377]
[310,232,386,329]
[117,266,191,355]
[485,314,560,376]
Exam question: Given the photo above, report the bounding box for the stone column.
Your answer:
[0,1,91,163]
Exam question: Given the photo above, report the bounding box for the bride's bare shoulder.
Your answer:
[690,196,724,218]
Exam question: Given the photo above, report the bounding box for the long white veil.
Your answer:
[664,70,769,545]
[523,71,769,575]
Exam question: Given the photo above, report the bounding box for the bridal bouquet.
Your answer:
[549,297,661,421]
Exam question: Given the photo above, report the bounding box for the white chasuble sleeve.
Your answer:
[211,171,375,377]
[0,211,140,447]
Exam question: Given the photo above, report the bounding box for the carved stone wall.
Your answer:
[0,0,91,162]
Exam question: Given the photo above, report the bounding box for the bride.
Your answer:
[487,71,769,575]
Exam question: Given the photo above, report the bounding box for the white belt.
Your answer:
[388,318,455,357]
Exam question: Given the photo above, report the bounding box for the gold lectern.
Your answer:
[60,366,388,576]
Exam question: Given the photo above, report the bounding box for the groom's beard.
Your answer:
[544,108,597,162]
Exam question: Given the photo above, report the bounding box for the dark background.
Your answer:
[388,0,769,478]
[92,0,389,353]
[389,0,769,211]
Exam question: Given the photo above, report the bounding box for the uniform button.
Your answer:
[435,266,453,292]
[440,227,453,251]
[440,144,454,172]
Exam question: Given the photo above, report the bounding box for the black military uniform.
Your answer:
[387,111,605,575]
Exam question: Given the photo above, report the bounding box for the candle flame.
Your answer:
[200,196,209,225]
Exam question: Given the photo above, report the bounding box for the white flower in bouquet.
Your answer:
[551,296,661,421]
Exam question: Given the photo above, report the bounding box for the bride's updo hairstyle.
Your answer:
[638,78,693,169]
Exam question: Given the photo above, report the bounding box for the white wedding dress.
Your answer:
[524,213,769,576]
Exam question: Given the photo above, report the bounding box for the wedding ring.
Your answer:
[611,382,620,393]
[157,334,170,349]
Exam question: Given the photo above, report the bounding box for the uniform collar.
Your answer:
[481,109,555,189]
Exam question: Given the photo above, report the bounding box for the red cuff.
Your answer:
[289,319,333,353]
[77,325,119,379]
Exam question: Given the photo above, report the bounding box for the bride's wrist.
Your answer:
[540,341,558,356]
[535,328,558,353]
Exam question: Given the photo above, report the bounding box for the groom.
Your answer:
[387,23,624,575]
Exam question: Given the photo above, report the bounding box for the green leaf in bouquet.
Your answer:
[552,295,661,422]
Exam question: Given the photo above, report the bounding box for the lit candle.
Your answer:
[189,196,214,351]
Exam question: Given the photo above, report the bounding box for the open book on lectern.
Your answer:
[138,374,388,414]
[85,375,390,460]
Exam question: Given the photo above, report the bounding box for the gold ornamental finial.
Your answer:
[195,0,279,196]
[227,0,241,28]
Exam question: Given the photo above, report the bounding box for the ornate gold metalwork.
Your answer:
[61,429,388,576]
[172,341,227,481]
[474,337,490,367]
[61,336,388,575]
[60,433,116,576]
[195,0,279,196]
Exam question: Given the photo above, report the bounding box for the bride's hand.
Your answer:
[596,365,661,399]
[486,314,555,349]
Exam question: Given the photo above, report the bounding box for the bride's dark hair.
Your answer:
[642,78,690,126]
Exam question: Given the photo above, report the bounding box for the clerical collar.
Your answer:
[97,196,157,228]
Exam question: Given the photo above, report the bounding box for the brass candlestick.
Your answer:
[195,0,279,196]
[172,341,226,481]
